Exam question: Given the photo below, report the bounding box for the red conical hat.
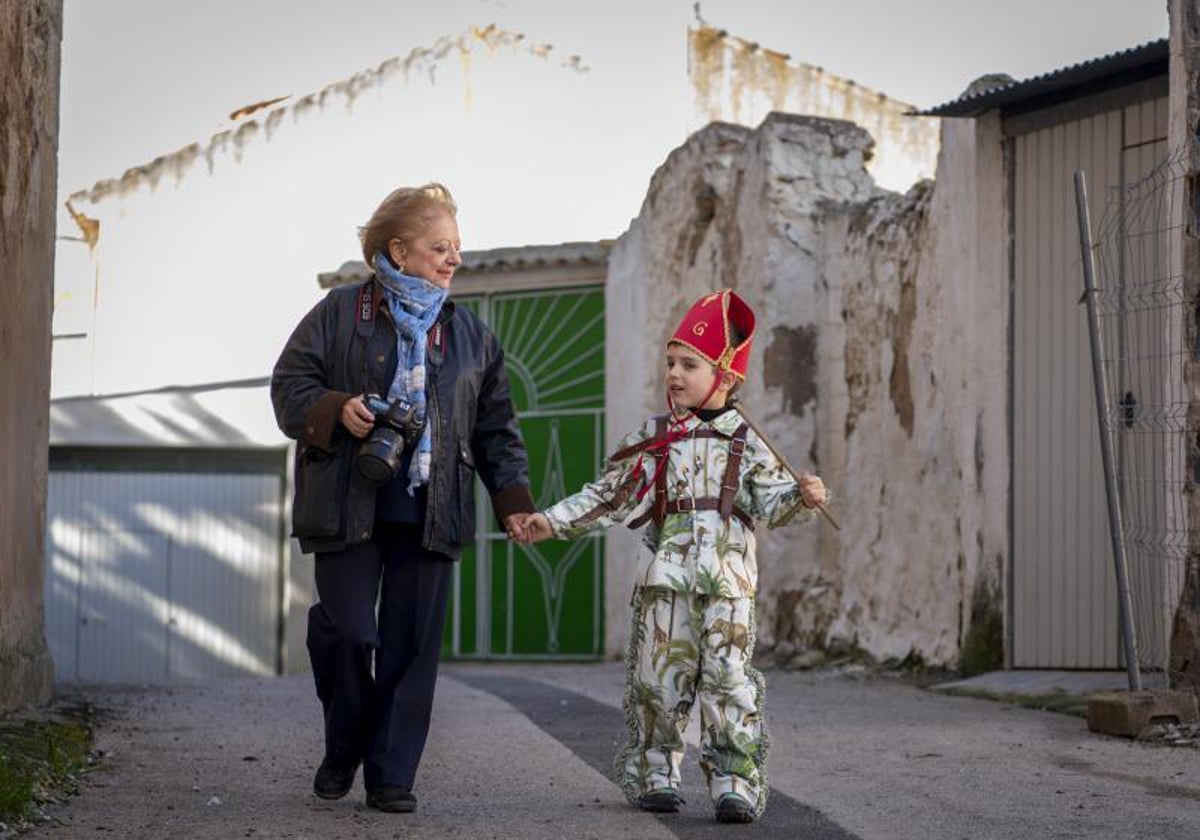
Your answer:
[667,289,756,379]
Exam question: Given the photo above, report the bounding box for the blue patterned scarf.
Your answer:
[373,251,448,494]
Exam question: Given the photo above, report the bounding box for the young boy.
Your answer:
[517,289,827,824]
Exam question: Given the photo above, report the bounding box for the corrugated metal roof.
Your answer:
[318,240,612,288]
[920,38,1167,118]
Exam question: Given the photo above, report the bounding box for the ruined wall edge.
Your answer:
[0,0,63,711]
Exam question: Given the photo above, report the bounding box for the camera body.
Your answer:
[355,393,424,485]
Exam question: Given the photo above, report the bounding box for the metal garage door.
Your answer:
[45,448,287,682]
[1010,95,1167,668]
[446,286,606,658]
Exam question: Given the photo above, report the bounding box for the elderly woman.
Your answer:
[271,183,533,813]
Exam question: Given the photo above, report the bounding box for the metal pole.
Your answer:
[1074,169,1142,691]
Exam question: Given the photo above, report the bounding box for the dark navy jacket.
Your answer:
[270,279,534,558]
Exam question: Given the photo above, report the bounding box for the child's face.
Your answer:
[665,342,731,410]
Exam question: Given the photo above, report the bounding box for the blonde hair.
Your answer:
[358,182,458,266]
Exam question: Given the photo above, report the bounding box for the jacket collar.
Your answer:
[708,406,745,435]
[665,405,743,436]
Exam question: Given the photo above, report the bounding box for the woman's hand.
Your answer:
[502,513,528,543]
[340,396,376,439]
[505,512,553,544]
[799,473,827,508]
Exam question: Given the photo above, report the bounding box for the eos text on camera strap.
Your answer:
[355,282,378,341]
[358,282,374,324]
[356,280,446,357]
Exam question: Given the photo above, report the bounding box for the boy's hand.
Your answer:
[799,474,827,508]
[517,512,554,544]
[503,513,528,543]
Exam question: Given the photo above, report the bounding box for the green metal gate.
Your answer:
[445,286,605,658]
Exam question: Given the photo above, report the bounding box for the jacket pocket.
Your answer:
[451,441,477,546]
[292,445,348,539]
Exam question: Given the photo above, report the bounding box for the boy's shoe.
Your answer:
[637,787,684,813]
[366,786,418,813]
[312,758,359,799]
[715,792,756,823]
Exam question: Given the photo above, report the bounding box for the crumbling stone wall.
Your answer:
[606,110,1009,668]
[0,0,61,711]
[1170,0,1200,691]
[605,113,880,657]
[816,109,1008,667]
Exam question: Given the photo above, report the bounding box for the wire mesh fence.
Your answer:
[1090,145,1198,687]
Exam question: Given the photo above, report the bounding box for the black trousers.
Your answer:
[308,523,452,792]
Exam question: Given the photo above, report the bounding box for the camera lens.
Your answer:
[356,427,405,485]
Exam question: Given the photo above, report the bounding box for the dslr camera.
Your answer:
[355,393,425,485]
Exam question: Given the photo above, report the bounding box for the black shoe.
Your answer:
[715,792,755,823]
[366,786,417,813]
[312,758,358,800]
[637,787,684,813]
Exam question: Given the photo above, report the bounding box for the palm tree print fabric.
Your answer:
[542,409,816,599]
[541,408,820,817]
[617,587,768,815]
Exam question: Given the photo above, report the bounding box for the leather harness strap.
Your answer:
[623,416,754,532]
[624,414,668,532]
[652,414,669,527]
[609,424,730,462]
[719,423,749,522]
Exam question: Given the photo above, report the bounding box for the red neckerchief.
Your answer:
[633,372,724,501]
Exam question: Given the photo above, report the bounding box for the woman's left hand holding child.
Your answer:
[507,512,554,544]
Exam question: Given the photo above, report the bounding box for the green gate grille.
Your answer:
[445,286,605,658]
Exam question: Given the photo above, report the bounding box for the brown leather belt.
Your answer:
[662,497,754,531]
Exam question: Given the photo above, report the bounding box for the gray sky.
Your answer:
[58,0,1169,242]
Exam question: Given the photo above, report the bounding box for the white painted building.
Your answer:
[686,26,939,191]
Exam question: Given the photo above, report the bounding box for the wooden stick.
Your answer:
[732,403,841,531]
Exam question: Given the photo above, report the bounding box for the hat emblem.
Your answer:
[692,321,708,336]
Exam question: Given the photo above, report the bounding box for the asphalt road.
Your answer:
[20,662,1200,839]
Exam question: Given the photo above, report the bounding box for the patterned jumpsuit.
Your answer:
[542,409,816,817]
